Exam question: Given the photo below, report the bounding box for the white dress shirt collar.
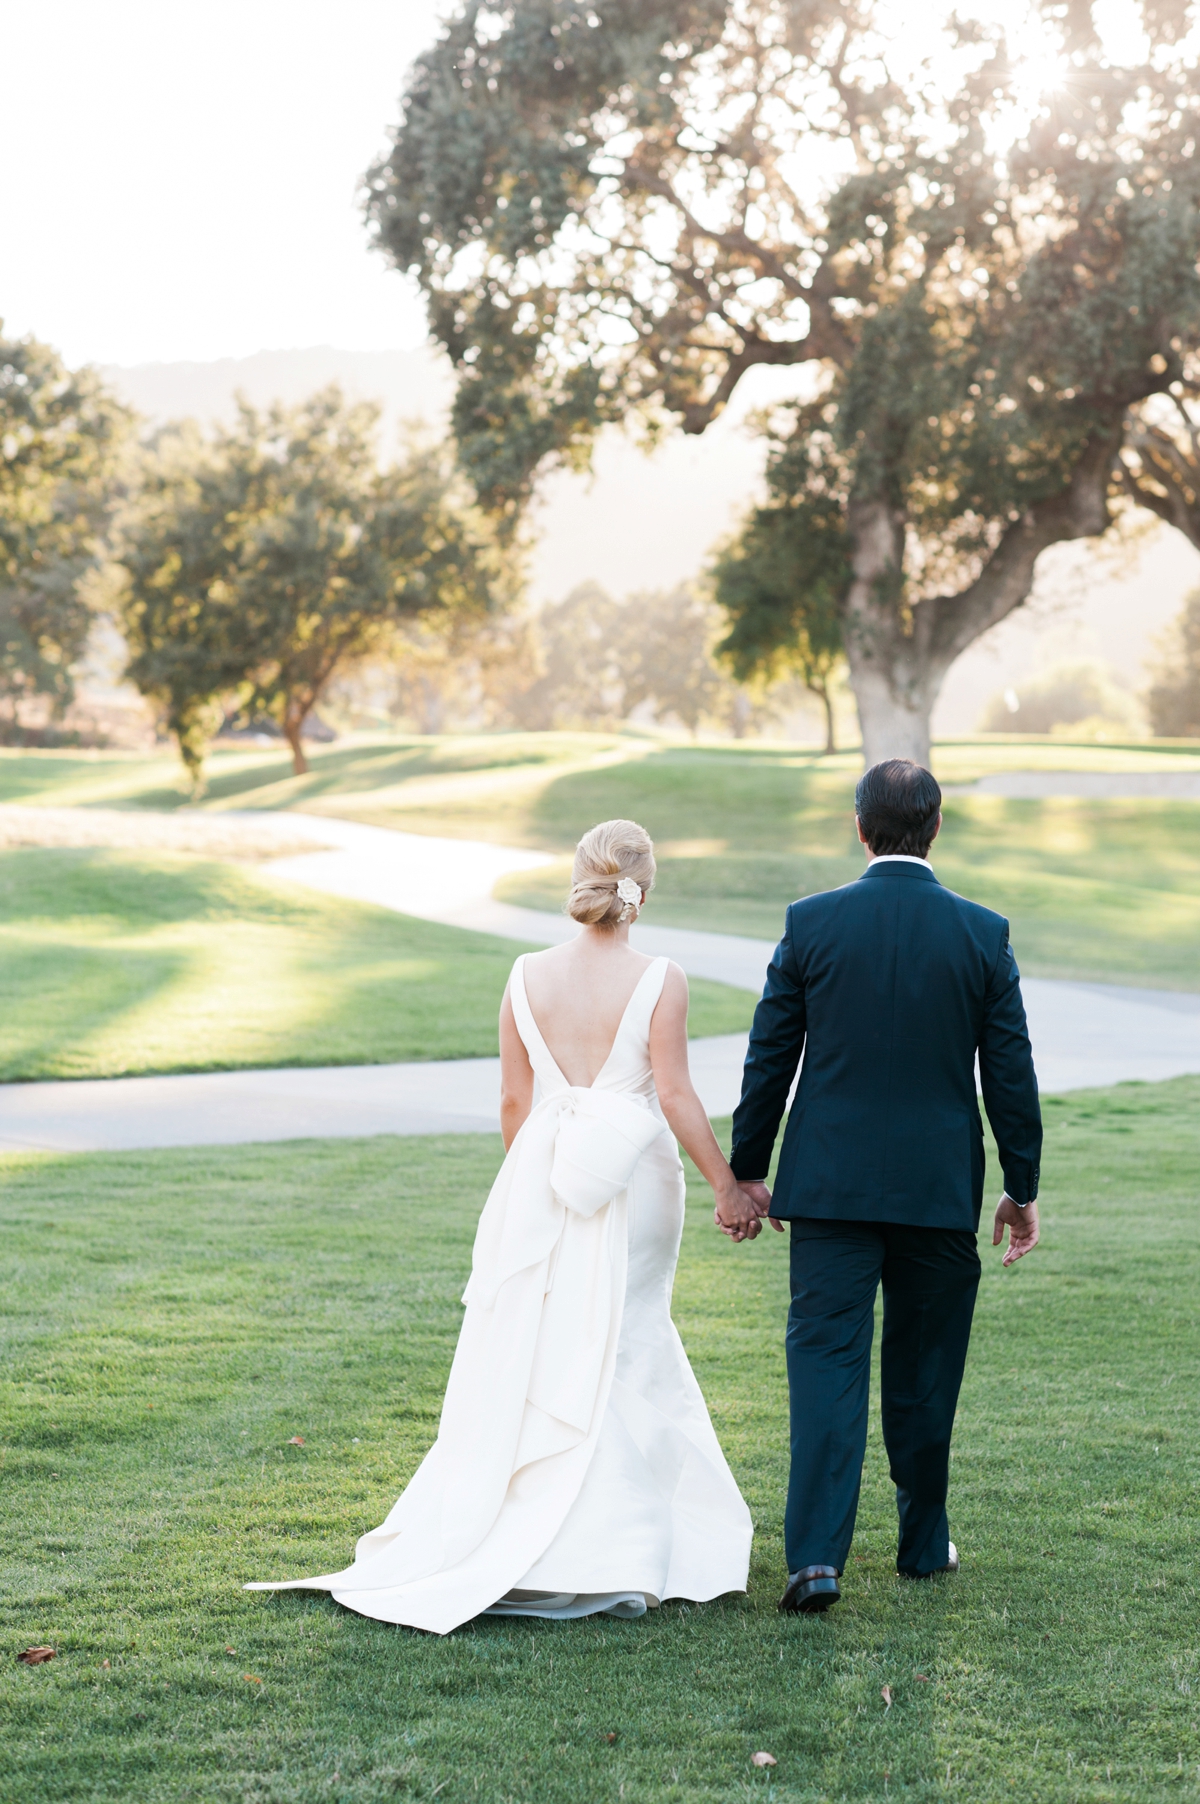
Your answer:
[868,854,933,869]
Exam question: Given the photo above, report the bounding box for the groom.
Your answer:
[722,759,1042,1612]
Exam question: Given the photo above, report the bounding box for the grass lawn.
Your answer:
[3,1078,1199,1801]
[0,847,752,1081]
[494,749,1200,989]
[2,734,1200,989]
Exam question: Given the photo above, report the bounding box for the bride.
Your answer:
[247,819,754,1634]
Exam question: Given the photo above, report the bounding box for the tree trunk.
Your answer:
[839,437,1117,769]
[808,680,836,755]
[846,659,940,767]
[282,703,309,776]
[840,496,943,766]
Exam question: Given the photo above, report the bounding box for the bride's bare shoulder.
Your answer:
[656,959,690,1006]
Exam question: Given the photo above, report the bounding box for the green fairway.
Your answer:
[1,731,1195,827]
[2,734,1199,988]
[0,846,752,1080]
[497,754,1200,989]
[2,1080,1199,1801]
[0,733,639,830]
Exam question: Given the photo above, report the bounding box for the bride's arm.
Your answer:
[498,985,535,1151]
[649,964,764,1241]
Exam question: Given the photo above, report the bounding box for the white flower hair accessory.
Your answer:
[616,876,643,922]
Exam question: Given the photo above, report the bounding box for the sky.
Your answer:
[0,0,443,366]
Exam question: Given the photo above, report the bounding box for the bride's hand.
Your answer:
[714,1180,768,1241]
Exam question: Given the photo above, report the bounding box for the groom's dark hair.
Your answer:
[855,759,942,857]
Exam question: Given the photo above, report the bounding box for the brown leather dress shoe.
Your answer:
[778,1566,841,1613]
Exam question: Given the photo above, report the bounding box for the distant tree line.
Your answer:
[337,582,836,744]
[1146,590,1200,737]
[0,323,842,783]
[7,314,1200,781]
[978,662,1144,740]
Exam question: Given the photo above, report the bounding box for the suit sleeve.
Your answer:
[978,924,1042,1204]
[729,911,807,1181]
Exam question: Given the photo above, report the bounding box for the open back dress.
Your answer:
[246,953,752,1633]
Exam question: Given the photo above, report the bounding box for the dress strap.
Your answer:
[627,956,670,1031]
[509,955,568,1088]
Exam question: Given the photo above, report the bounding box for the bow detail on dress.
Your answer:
[467,1086,665,1310]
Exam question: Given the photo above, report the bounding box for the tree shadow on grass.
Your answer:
[0,938,189,1081]
[122,735,627,817]
[0,846,313,930]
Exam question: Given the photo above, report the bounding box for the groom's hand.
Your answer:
[737,1179,785,1234]
[992,1194,1039,1266]
[713,1180,785,1241]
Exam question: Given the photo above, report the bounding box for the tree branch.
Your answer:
[1119,422,1200,550]
[678,335,821,433]
[923,431,1120,669]
[621,161,853,368]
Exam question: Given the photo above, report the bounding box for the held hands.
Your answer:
[715,1180,1041,1256]
[714,1179,783,1242]
[992,1193,1039,1266]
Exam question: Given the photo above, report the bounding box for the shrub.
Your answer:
[1145,590,1200,738]
[979,661,1143,737]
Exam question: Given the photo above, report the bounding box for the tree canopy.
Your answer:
[711,455,847,752]
[0,329,130,729]
[368,0,1200,761]
[119,388,501,779]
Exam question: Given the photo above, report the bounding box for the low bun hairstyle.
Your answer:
[566,819,656,929]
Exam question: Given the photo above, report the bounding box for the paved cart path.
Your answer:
[0,809,1197,1152]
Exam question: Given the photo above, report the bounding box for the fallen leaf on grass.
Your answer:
[243,1674,262,1684]
[881,1685,894,1709]
[225,1647,236,1656]
[914,1674,929,1682]
[18,1647,56,1665]
[750,1752,777,1767]
[602,1732,617,1744]
[288,1436,305,1447]
[101,1659,111,1670]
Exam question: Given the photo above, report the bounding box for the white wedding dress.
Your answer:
[246,953,752,1634]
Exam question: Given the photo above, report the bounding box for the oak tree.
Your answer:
[0,329,130,730]
[120,388,500,779]
[366,0,1200,762]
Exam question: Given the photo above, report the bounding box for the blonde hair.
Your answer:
[566,819,656,929]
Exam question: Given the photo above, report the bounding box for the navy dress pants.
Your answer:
[784,1218,981,1578]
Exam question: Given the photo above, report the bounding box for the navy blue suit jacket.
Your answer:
[729,860,1042,1231]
